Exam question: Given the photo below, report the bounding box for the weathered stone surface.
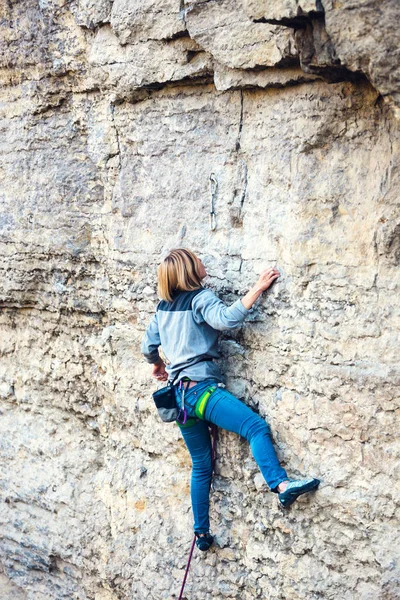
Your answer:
[0,0,88,72]
[88,25,213,98]
[0,2,400,600]
[110,0,185,44]
[243,0,322,23]
[293,16,345,82]
[71,0,113,29]
[243,0,400,115]
[214,65,321,91]
[322,0,400,117]
[185,0,297,69]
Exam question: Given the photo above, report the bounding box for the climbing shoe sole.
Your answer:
[278,478,320,508]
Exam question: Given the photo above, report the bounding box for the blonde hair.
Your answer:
[157,248,202,302]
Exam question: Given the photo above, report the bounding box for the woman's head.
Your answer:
[157,248,206,302]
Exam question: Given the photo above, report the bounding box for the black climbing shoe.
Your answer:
[195,532,214,552]
[278,478,320,508]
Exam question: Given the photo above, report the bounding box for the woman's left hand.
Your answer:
[152,359,168,381]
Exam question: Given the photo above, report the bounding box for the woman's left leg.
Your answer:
[178,419,213,534]
[204,387,288,491]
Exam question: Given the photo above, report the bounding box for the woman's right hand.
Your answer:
[241,267,280,310]
[256,267,280,291]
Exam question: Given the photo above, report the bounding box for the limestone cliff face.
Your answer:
[0,2,399,599]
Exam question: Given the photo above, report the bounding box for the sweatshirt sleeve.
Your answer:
[192,288,251,331]
[141,312,161,364]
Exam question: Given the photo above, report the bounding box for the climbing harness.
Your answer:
[178,422,218,600]
[152,360,213,423]
[175,383,218,427]
[209,173,217,231]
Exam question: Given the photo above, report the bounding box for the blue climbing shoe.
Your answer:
[195,532,214,552]
[278,478,320,508]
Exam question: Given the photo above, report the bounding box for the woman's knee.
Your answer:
[246,416,272,440]
[192,448,212,475]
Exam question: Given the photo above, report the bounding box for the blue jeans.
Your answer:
[175,379,288,533]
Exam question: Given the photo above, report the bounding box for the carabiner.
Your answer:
[177,408,188,425]
[177,379,190,424]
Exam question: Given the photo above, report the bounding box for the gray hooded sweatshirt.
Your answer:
[141,287,251,384]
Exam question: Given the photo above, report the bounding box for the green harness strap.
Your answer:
[195,386,217,419]
[177,417,198,429]
[176,385,218,428]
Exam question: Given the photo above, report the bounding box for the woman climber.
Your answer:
[141,248,320,551]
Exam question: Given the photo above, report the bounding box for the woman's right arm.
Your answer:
[240,267,279,310]
[192,267,279,330]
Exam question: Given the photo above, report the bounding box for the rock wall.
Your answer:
[0,1,399,599]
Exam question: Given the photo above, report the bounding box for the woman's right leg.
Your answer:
[204,387,288,492]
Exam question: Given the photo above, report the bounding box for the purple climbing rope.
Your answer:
[177,424,218,600]
[210,423,217,471]
[178,535,196,600]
